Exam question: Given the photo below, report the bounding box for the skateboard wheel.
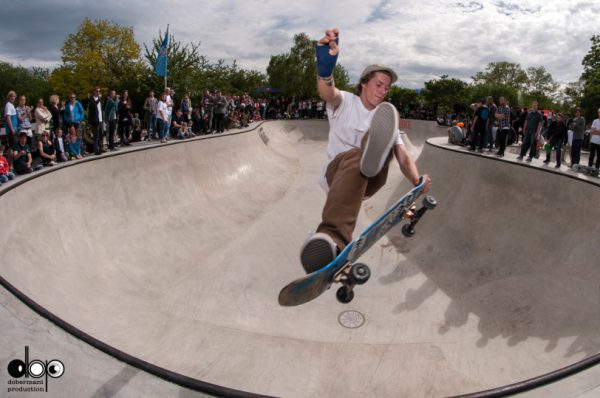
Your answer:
[423,195,437,209]
[336,286,354,304]
[350,263,371,285]
[401,223,415,237]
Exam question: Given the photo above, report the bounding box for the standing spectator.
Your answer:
[213,90,226,133]
[570,108,586,166]
[181,92,191,122]
[485,96,497,151]
[118,90,133,146]
[12,132,34,174]
[588,108,600,170]
[143,90,157,140]
[156,92,169,143]
[16,95,33,147]
[48,95,62,137]
[88,86,104,155]
[469,99,488,152]
[63,93,84,131]
[517,101,543,161]
[104,90,118,151]
[165,87,174,132]
[0,144,15,184]
[543,113,567,168]
[53,128,68,162]
[495,96,511,157]
[34,98,52,137]
[202,90,214,133]
[4,91,18,149]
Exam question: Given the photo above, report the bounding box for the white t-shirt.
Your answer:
[591,119,600,145]
[156,100,167,120]
[166,95,173,117]
[4,102,16,117]
[319,91,403,192]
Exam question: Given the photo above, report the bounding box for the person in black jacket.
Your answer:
[88,86,104,155]
[543,113,568,168]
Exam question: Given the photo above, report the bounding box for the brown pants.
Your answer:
[317,147,391,250]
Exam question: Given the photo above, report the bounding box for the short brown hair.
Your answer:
[356,70,393,95]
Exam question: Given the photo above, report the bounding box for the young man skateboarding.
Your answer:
[300,28,432,273]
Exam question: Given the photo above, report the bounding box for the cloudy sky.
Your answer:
[0,0,597,89]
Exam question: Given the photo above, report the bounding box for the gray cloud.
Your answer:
[0,0,595,90]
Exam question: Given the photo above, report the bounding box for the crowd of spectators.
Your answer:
[0,88,330,186]
[446,96,600,171]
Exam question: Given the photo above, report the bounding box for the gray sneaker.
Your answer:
[300,232,338,274]
[360,102,398,178]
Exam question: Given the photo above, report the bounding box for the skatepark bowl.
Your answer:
[1,119,600,398]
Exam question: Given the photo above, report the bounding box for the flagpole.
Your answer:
[164,24,169,91]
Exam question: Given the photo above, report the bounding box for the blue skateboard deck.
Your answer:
[279,176,435,306]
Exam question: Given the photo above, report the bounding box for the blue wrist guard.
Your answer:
[315,38,338,78]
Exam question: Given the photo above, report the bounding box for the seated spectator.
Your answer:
[448,121,465,145]
[131,112,142,142]
[33,131,56,168]
[177,122,195,139]
[53,128,68,162]
[12,132,34,174]
[0,144,15,184]
[67,127,83,160]
[170,109,186,137]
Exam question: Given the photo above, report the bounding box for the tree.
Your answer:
[143,30,207,98]
[421,75,470,115]
[388,87,420,117]
[267,33,351,99]
[471,61,528,91]
[580,35,600,121]
[0,61,50,104]
[51,18,143,99]
[469,83,518,108]
[525,66,558,98]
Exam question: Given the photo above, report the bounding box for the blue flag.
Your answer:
[155,28,169,77]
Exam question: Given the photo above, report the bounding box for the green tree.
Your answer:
[525,66,559,98]
[388,87,420,117]
[0,61,51,104]
[580,35,600,121]
[421,75,470,115]
[143,30,207,98]
[51,17,143,100]
[267,33,351,99]
[471,61,528,91]
[469,83,518,108]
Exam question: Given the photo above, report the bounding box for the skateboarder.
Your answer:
[299,28,431,274]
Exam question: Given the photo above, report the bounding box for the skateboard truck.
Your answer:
[334,263,371,304]
[402,195,437,237]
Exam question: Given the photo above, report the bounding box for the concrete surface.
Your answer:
[1,120,599,397]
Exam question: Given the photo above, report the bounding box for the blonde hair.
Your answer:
[6,90,16,100]
[49,94,59,105]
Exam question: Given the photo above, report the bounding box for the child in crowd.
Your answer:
[131,112,142,141]
[68,127,83,160]
[53,128,68,162]
[0,144,16,185]
[177,122,194,139]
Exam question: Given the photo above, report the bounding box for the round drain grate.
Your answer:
[338,310,365,329]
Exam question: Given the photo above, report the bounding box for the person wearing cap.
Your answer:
[588,108,600,170]
[570,108,586,166]
[298,28,431,274]
[447,121,465,145]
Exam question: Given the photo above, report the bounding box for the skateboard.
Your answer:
[278,176,436,307]
[572,164,599,177]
